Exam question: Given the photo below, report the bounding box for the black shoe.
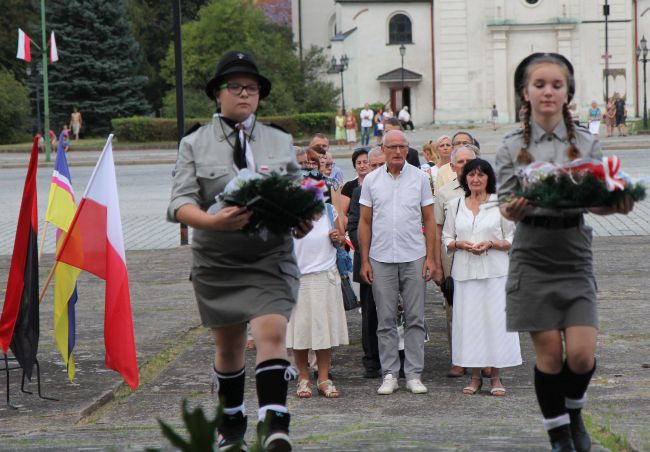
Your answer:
[568,409,592,452]
[217,412,248,451]
[549,425,576,452]
[257,410,292,452]
[363,368,382,379]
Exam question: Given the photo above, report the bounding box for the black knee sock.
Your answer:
[255,359,296,422]
[563,359,596,410]
[212,366,245,414]
[534,366,570,433]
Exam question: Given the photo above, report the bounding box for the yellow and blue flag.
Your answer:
[45,134,80,382]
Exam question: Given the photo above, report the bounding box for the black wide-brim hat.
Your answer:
[205,50,272,100]
[514,52,575,102]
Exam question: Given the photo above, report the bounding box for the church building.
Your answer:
[292,0,650,124]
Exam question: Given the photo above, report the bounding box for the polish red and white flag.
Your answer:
[55,135,139,390]
[50,32,59,63]
[16,28,31,62]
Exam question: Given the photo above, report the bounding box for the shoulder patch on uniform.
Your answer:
[503,128,524,139]
[183,122,203,137]
[262,122,290,135]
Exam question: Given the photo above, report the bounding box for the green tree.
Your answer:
[45,0,149,135]
[127,0,209,115]
[0,69,31,143]
[160,0,338,117]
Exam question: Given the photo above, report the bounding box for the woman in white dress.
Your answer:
[442,158,522,396]
[286,201,349,399]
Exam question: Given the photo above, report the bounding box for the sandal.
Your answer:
[462,377,483,395]
[490,377,506,397]
[296,379,312,398]
[317,379,340,398]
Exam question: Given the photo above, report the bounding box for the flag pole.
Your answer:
[38,260,58,303]
[38,221,49,261]
[40,0,51,163]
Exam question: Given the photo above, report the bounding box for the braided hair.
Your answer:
[517,101,534,164]
[562,103,582,160]
[516,54,580,164]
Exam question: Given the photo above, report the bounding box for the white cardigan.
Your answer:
[442,193,515,281]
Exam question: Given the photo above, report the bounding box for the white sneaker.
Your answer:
[406,378,428,394]
[377,373,399,395]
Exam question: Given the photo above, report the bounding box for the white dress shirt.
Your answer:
[360,163,433,263]
[442,194,515,281]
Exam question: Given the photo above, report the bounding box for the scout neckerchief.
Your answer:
[218,113,256,172]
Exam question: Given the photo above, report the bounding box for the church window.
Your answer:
[389,14,412,44]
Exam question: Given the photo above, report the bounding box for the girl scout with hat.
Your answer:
[168,50,311,451]
[496,53,634,451]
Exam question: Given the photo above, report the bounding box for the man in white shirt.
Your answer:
[398,106,414,131]
[359,103,374,146]
[434,145,477,378]
[359,130,442,395]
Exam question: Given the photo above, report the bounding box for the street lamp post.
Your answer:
[637,35,649,130]
[330,54,349,112]
[399,44,406,104]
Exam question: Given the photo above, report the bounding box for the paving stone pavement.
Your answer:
[0,238,649,451]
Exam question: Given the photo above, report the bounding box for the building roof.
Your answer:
[376,68,423,82]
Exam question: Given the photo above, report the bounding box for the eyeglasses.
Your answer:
[219,82,260,96]
[452,140,471,147]
[383,144,409,151]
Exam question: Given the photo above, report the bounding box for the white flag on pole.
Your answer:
[16,28,31,62]
[50,32,59,63]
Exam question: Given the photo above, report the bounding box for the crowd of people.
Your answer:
[334,103,416,149]
[168,50,636,451]
[36,108,82,153]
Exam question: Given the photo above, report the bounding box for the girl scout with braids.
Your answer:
[496,53,634,452]
[168,50,311,451]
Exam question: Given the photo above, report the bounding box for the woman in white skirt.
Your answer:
[286,202,349,398]
[442,159,522,396]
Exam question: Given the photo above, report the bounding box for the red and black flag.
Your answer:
[0,136,40,379]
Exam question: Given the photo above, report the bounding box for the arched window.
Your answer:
[389,14,412,44]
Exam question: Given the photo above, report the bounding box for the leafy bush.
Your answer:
[0,70,31,143]
[111,112,336,142]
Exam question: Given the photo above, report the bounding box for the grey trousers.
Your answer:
[370,257,426,380]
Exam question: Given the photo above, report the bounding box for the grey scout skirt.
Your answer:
[190,228,300,328]
[506,220,598,332]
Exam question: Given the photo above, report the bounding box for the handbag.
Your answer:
[441,198,462,306]
[340,274,359,311]
[326,204,358,310]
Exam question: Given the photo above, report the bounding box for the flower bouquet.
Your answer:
[517,156,646,209]
[211,169,326,235]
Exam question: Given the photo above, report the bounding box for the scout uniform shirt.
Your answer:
[167,115,301,257]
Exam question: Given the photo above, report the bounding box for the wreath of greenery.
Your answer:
[517,173,646,208]
[219,173,325,234]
